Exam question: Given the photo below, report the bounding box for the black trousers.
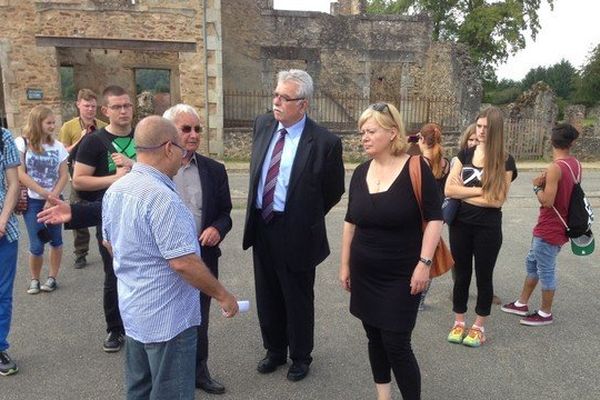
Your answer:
[96,225,124,334]
[362,322,421,400]
[449,220,503,316]
[253,213,315,363]
[196,256,218,371]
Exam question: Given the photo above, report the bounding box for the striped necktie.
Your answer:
[261,128,287,222]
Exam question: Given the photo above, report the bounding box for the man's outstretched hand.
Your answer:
[37,195,72,224]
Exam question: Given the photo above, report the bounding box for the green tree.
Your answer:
[366,0,553,79]
[573,44,600,106]
[483,78,521,104]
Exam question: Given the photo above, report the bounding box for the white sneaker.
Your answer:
[40,277,57,292]
[27,279,40,294]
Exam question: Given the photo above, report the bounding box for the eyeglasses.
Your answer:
[370,102,392,117]
[107,103,133,111]
[272,92,305,103]
[135,141,188,159]
[181,125,202,134]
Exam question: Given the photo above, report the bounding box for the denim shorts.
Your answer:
[22,198,63,256]
[525,236,561,290]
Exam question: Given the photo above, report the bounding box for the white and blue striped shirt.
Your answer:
[102,163,201,343]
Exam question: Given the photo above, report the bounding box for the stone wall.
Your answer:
[565,105,600,161]
[224,126,461,162]
[221,0,481,129]
[0,0,224,155]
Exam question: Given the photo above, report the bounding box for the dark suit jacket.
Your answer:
[66,155,232,268]
[242,113,345,271]
[66,200,102,230]
[194,153,233,268]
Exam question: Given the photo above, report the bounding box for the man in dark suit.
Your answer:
[243,69,345,381]
[164,104,233,395]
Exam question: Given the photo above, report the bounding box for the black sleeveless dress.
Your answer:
[345,157,442,332]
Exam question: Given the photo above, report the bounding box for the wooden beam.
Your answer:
[35,36,197,52]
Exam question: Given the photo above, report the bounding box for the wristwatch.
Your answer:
[533,185,542,195]
[419,257,433,267]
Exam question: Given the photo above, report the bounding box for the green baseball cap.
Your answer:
[571,232,595,256]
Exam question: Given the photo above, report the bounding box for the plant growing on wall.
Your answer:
[366,0,554,80]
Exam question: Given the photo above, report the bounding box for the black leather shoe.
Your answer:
[287,361,310,381]
[74,255,87,269]
[103,331,124,353]
[196,376,226,394]
[256,356,286,374]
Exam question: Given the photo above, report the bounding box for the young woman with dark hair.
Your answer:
[501,123,581,326]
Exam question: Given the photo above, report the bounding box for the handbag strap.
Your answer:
[408,155,425,226]
[552,158,582,229]
[555,158,581,183]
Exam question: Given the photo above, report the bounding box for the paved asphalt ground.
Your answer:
[3,166,599,400]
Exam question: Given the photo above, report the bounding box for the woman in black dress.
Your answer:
[339,102,443,400]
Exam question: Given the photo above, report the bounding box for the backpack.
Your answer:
[553,159,594,238]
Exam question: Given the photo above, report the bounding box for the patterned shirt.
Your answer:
[0,128,20,243]
[102,163,201,343]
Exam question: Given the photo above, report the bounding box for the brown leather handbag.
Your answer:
[408,156,454,278]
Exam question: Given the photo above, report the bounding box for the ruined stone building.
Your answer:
[0,0,481,156]
[0,0,223,154]
[222,0,481,132]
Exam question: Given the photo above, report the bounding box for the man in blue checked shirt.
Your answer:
[101,116,238,399]
[0,128,20,377]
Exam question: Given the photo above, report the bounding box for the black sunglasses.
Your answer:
[181,125,202,134]
[369,102,392,117]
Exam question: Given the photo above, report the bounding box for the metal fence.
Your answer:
[224,90,461,131]
[505,118,547,159]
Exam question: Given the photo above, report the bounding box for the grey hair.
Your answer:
[162,103,201,122]
[277,69,314,99]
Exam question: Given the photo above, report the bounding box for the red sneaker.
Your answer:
[520,311,553,326]
[501,301,529,316]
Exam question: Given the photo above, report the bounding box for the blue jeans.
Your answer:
[0,237,18,351]
[125,326,197,400]
[23,198,62,256]
[526,236,561,291]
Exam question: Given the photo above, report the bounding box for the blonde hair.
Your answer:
[459,123,476,150]
[478,107,508,202]
[23,105,55,154]
[358,102,407,156]
[420,122,444,178]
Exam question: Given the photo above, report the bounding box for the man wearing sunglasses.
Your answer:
[73,85,136,354]
[163,104,233,395]
[102,115,238,399]
[243,69,345,382]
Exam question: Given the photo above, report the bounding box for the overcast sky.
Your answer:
[273,0,600,81]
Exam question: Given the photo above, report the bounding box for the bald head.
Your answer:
[135,116,178,148]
